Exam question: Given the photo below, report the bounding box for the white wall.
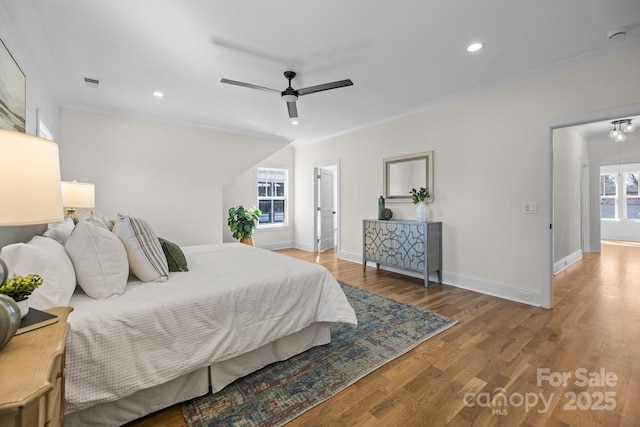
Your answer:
[553,127,589,273]
[222,146,295,249]
[294,51,640,307]
[0,2,59,138]
[60,108,290,246]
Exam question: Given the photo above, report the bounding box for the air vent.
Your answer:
[83,77,101,89]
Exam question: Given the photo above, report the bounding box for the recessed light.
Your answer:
[291,120,299,125]
[466,42,484,53]
[153,91,164,98]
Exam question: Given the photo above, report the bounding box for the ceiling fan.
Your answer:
[220,71,353,119]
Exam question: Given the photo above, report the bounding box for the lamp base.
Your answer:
[64,208,79,224]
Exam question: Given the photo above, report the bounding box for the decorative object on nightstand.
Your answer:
[61,180,95,224]
[380,208,393,220]
[227,205,262,246]
[0,129,64,349]
[0,273,43,319]
[410,187,431,222]
[0,294,20,349]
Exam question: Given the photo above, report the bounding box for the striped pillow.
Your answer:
[113,214,169,282]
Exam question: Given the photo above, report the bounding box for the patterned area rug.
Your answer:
[181,283,457,427]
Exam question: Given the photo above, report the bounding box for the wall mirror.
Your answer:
[383,151,433,202]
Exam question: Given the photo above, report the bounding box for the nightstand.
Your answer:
[0,306,72,427]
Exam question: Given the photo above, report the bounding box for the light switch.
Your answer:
[524,202,537,214]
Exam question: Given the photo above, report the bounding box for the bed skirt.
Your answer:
[65,322,331,427]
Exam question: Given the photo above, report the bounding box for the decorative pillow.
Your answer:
[158,237,189,272]
[42,218,75,245]
[113,215,169,282]
[0,236,76,309]
[81,211,109,230]
[90,210,114,231]
[65,221,129,299]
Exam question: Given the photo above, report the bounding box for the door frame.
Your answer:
[313,160,341,254]
[546,103,640,309]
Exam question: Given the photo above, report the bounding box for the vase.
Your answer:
[0,294,20,349]
[16,299,30,319]
[415,202,428,222]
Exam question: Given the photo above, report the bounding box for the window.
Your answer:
[600,173,617,219]
[257,167,288,225]
[599,167,640,221]
[625,172,640,220]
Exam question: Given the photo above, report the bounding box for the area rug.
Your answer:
[181,283,457,427]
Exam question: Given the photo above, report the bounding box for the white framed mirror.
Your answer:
[383,151,433,202]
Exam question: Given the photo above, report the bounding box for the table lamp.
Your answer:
[0,129,64,347]
[61,180,95,224]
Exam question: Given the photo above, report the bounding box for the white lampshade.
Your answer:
[61,181,95,208]
[0,130,64,226]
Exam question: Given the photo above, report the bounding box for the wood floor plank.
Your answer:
[125,240,640,426]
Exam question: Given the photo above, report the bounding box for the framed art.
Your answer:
[0,38,26,133]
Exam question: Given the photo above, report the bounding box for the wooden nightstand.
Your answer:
[0,307,73,427]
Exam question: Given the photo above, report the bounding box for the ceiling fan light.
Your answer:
[281,94,298,102]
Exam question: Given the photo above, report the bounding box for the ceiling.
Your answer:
[6,0,640,144]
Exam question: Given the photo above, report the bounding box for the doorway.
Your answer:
[548,105,640,309]
[313,161,340,253]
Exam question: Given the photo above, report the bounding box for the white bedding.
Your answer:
[65,243,357,414]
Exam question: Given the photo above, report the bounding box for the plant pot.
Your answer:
[415,202,428,222]
[16,299,30,319]
[240,237,255,246]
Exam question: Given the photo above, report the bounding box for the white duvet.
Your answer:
[65,243,357,414]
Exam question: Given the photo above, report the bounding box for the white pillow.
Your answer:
[0,236,76,309]
[112,214,169,282]
[65,221,129,299]
[86,210,114,231]
[81,211,108,230]
[42,218,75,245]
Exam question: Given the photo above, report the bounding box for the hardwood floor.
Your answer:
[128,241,640,426]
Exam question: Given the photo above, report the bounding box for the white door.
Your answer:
[318,169,335,251]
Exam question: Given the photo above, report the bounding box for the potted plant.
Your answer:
[0,273,43,318]
[227,205,262,246]
[410,187,431,222]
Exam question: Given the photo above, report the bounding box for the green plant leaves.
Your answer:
[227,205,262,240]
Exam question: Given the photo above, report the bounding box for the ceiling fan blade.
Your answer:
[298,79,353,96]
[287,102,298,119]
[220,78,280,93]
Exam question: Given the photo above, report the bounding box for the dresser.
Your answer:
[0,306,72,427]
[363,219,442,286]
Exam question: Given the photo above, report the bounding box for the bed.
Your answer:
[0,220,357,427]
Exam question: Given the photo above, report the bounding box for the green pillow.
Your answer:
[158,237,189,272]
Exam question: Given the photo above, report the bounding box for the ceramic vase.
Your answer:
[16,299,30,319]
[0,294,20,349]
[415,202,428,222]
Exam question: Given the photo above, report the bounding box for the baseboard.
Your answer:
[257,241,295,250]
[293,241,315,252]
[553,249,583,275]
[340,250,542,307]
